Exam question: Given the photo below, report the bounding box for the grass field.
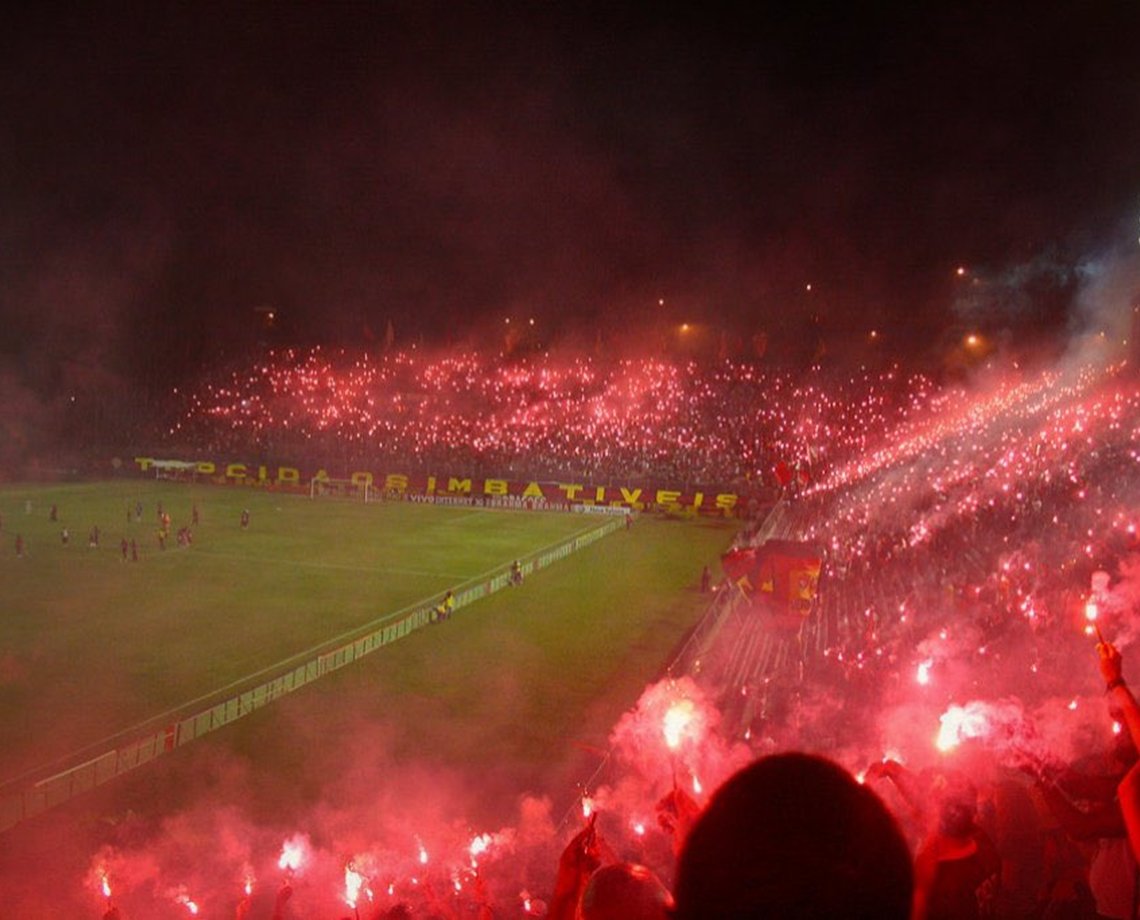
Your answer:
[0,481,631,785]
[0,483,740,789]
[0,479,742,914]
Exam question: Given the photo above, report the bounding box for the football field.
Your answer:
[0,479,743,915]
[0,481,629,786]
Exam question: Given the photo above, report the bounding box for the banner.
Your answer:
[721,539,823,616]
[131,455,745,514]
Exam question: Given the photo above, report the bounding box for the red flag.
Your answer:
[773,461,793,487]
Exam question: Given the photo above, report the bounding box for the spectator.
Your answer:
[1099,638,1140,869]
[672,752,913,920]
[434,590,456,622]
[548,815,602,920]
[911,772,1001,920]
[578,862,673,920]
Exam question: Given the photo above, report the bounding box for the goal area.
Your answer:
[309,478,374,502]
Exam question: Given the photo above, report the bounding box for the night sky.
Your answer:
[3,2,1140,390]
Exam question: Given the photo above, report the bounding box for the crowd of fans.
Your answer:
[683,360,1140,920]
[163,347,942,489]
[80,351,1140,918]
[528,358,1140,920]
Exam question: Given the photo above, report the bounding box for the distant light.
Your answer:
[805,283,812,292]
[680,323,690,333]
[528,317,535,326]
[504,317,511,324]
[956,266,967,276]
[869,330,879,339]
[658,298,665,306]
[965,333,980,348]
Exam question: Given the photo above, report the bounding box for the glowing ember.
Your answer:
[581,794,594,818]
[101,875,112,899]
[176,894,199,915]
[916,658,933,685]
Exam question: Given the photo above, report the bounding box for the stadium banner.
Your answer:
[131,455,742,514]
[570,503,630,515]
[720,539,823,621]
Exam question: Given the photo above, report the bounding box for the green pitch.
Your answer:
[0,481,740,800]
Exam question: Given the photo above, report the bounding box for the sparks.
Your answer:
[916,658,934,685]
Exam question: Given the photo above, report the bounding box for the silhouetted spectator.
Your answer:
[1098,638,1140,879]
[912,773,1001,920]
[549,815,602,920]
[578,862,673,920]
[672,752,913,919]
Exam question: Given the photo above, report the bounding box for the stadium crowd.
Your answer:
[163,348,942,490]
[74,352,1140,918]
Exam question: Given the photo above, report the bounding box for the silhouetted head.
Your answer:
[934,770,979,838]
[577,862,674,920]
[673,752,913,920]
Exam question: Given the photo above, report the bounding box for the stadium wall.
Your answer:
[0,517,624,835]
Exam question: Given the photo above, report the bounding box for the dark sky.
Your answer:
[3,2,1140,388]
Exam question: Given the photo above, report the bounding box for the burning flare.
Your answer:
[663,699,696,750]
[277,833,311,875]
[344,862,368,909]
[936,703,991,752]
